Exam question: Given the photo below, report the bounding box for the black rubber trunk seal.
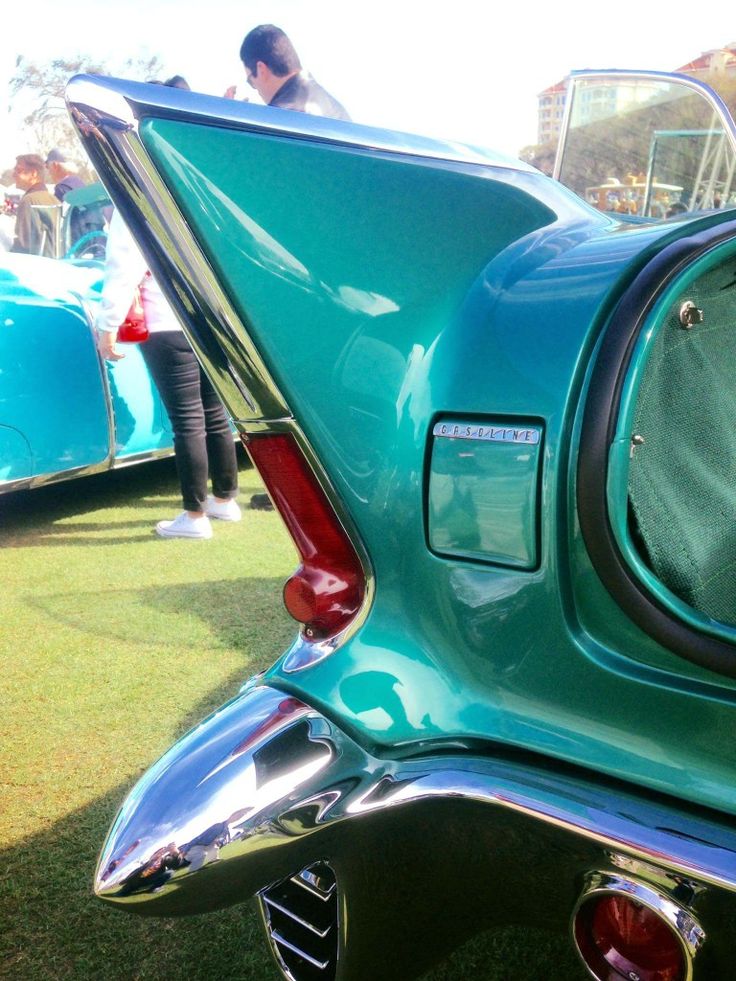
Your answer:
[577,217,736,679]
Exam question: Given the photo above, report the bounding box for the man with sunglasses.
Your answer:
[234,24,349,513]
[239,24,350,121]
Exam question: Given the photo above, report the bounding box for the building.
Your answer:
[537,79,567,145]
[676,45,736,76]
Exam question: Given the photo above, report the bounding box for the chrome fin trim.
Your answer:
[67,75,532,173]
[66,74,289,423]
[66,73,375,673]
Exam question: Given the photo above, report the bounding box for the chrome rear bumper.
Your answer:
[95,684,736,979]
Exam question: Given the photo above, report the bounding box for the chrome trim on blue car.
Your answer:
[110,446,179,469]
[0,460,110,494]
[0,432,176,493]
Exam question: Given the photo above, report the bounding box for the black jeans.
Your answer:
[142,331,238,512]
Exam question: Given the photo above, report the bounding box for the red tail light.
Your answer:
[574,893,686,981]
[242,433,365,640]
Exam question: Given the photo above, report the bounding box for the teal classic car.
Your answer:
[0,249,174,493]
[67,70,736,980]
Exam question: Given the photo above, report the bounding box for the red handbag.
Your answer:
[117,282,149,343]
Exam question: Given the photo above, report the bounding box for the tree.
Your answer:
[519,142,557,177]
[9,54,165,179]
[684,69,736,121]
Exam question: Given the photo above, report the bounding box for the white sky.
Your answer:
[1,0,736,160]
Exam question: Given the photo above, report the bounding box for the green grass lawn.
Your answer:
[0,454,587,980]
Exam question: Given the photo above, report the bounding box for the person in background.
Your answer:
[94,80,239,539]
[10,154,60,257]
[236,25,350,511]
[46,149,87,248]
[95,210,241,539]
[164,75,190,90]
[45,149,85,202]
[239,24,350,120]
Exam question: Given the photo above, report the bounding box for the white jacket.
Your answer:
[95,209,180,334]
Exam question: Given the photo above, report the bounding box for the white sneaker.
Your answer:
[205,495,242,522]
[156,512,213,539]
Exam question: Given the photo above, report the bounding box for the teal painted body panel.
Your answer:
[66,75,736,977]
[0,260,109,476]
[106,347,173,458]
[0,252,174,487]
[428,419,543,569]
[0,425,31,481]
[136,116,736,818]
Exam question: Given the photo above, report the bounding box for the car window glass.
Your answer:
[557,75,736,219]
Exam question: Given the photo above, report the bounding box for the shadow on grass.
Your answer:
[0,449,253,539]
[22,575,294,655]
[0,449,589,979]
[0,451,290,978]
[0,457,181,525]
[0,774,587,981]
[1,522,182,548]
[0,659,283,981]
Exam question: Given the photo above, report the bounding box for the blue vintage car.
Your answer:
[66,70,736,980]
[0,248,173,493]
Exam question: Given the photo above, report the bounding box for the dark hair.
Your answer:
[240,24,301,76]
[164,75,190,90]
[15,153,46,174]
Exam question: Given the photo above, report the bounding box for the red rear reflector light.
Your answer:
[242,433,365,640]
[574,894,686,981]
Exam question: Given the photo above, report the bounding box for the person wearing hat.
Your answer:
[45,148,85,202]
[10,154,61,257]
[46,149,92,249]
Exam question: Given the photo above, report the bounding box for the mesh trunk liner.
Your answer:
[628,262,736,625]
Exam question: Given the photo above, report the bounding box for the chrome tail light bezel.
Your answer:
[571,870,706,981]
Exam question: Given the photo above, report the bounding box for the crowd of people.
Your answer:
[6,24,349,539]
[6,149,87,257]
